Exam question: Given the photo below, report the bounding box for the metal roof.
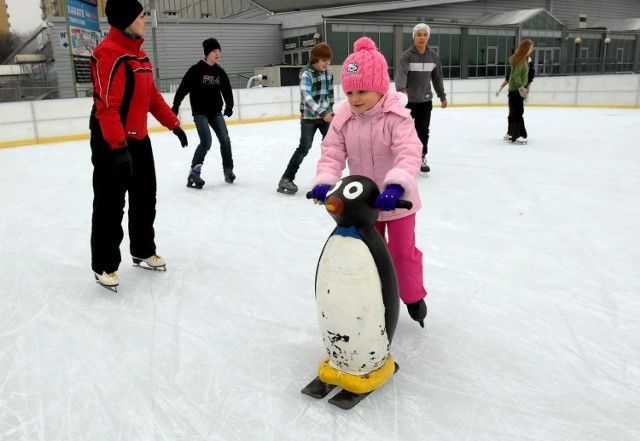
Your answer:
[587,18,640,32]
[240,0,470,28]
[249,0,469,15]
[471,8,547,26]
[250,0,423,14]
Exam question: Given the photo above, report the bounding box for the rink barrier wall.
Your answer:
[1,74,639,148]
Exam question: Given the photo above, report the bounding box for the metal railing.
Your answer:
[156,71,256,93]
[0,79,58,102]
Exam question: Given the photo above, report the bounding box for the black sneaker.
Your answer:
[420,156,430,173]
[277,178,298,195]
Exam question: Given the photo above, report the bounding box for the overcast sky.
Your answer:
[6,0,43,34]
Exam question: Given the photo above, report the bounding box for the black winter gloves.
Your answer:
[113,147,132,182]
[173,127,188,147]
[223,107,233,117]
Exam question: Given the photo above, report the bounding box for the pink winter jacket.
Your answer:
[313,92,423,222]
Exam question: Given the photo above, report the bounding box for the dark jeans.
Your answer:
[193,113,233,170]
[282,120,330,181]
[508,91,527,140]
[90,133,157,274]
[407,101,433,157]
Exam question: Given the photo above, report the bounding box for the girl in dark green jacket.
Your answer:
[508,39,534,144]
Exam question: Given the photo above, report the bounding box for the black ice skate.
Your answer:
[187,164,205,189]
[132,254,167,271]
[224,168,236,184]
[407,299,427,328]
[94,271,119,293]
[420,156,430,173]
[277,178,298,195]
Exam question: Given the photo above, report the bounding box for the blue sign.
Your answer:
[66,0,100,32]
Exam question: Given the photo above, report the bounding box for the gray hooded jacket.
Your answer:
[395,45,447,104]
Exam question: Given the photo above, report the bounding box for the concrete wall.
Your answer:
[1,74,639,148]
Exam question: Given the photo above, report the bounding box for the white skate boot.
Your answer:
[132,254,167,271]
[94,271,119,292]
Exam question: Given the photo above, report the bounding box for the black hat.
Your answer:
[203,38,221,56]
[106,0,144,30]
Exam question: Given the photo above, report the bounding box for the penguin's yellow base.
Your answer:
[318,356,396,394]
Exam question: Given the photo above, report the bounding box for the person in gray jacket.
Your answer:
[395,23,448,172]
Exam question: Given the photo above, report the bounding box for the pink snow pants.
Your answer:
[375,213,427,305]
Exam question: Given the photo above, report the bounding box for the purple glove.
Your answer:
[311,184,331,203]
[375,184,404,211]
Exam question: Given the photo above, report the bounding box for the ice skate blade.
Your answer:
[95,277,118,293]
[187,181,204,189]
[132,260,167,271]
[276,187,297,195]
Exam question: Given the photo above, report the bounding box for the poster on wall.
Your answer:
[65,0,101,83]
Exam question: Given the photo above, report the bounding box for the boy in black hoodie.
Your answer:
[172,38,235,188]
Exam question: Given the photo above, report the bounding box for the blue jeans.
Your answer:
[282,120,330,181]
[193,113,233,170]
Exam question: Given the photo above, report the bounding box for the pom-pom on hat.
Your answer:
[105,0,144,30]
[341,37,390,96]
[203,38,221,56]
[412,23,431,39]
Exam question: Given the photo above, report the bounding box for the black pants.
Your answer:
[507,91,527,140]
[90,132,157,274]
[282,120,330,181]
[407,101,433,157]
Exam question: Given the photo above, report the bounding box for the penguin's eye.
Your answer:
[343,182,364,200]
[326,179,342,197]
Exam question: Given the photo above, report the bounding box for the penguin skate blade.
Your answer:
[132,260,167,271]
[328,363,400,410]
[276,187,297,195]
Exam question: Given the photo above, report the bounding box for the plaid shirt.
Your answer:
[299,65,334,120]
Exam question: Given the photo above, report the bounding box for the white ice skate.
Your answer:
[94,271,119,292]
[503,133,511,141]
[513,137,528,145]
[132,254,167,271]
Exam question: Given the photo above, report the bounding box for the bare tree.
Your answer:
[0,31,27,64]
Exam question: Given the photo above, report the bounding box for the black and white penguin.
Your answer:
[313,175,400,394]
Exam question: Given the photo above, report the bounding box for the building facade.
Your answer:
[40,0,252,20]
[0,0,10,34]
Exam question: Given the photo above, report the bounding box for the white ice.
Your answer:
[0,106,639,441]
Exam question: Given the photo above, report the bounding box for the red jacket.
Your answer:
[90,28,179,149]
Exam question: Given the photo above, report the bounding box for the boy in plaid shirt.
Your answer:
[277,43,334,195]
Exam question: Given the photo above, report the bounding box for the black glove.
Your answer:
[113,147,132,182]
[172,127,188,147]
[223,107,233,117]
[171,105,179,116]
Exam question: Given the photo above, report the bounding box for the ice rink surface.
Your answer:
[1,106,639,441]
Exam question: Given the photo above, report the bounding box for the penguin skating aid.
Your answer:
[301,175,412,409]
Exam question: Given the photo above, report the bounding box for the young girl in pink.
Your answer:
[311,37,428,327]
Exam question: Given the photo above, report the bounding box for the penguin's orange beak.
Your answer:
[325,196,343,217]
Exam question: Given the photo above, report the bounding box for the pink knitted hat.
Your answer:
[341,37,390,95]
